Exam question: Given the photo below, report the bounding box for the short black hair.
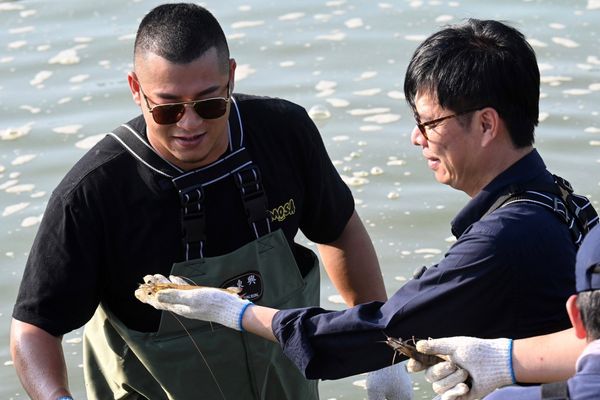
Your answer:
[134,3,229,69]
[577,291,600,341]
[404,19,539,148]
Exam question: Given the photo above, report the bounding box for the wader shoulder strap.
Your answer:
[483,174,599,247]
[109,102,271,260]
[108,116,182,178]
[541,381,570,400]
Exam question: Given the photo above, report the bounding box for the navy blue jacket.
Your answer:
[484,340,600,399]
[273,150,578,379]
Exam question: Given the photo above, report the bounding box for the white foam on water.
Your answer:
[370,167,384,175]
[387,90,405,100]
[587,56,600,65]
[404,34,427,42]
[308,105,331,121]
[6,184,35,194]
[577,64,593,71]
[0,3,24,10]
[231,20,264,29]
[539,112,550,122]
[541,75,572,84]
[538,63,554,71]
[528,38,548,48]
[378,3,394,9]
[58,97,72,105]
[279,61,295,67]
[235,64,256,81]
[359,125,382,132]
[2,203,30,217]
[238,5,252,11]
[0,180,18,190]
[353,88,381,96]
[585,127,600,133]
[325,98,350,107]
[316,89,336,98]
[316,31,346,41]
[278,12,305,21]
[11,154,36,166]
[1,56,14,63]
[31,191,46,198]
[315,81,337,93]
[30,70,52,86]
[386,159,407,166]
[332,135,350,141]
[394,275,407,282]
[53,125,83,135]
[563,88,591,95]
[341,175,369,186]
[387,191,400,200]
[20,105,41,114]
[49,48,81,65]
[21,215,43,228]
[587,0,600,10]
[0,165,5,173]
[352,379,367,389]
[9,26,34,34]
[435,15,454,23]
[363,113,400,124]
[590,140,600,146]
[20,9,36,17]
[552,37,580,48]
[354,70,377,81]
[75,134,105,149]
[8,40,27,50]
[344,18,363,29]
[69,74,89,83]
[589,83,600,91]
[549,23,566,29]
[1,122,33,140]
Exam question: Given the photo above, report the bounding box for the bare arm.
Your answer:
[241,305,279,342]
[317,210,387,306]
[513,327,585,383]
[10,318,72,400]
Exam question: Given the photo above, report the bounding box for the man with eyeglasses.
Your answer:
[135,18,597,397]
[9,3,390,400]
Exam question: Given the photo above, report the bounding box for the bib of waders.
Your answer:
[83,97,320,400]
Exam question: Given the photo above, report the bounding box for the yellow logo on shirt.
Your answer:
[270,199,296,222]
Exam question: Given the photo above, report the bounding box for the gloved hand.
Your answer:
[135,274,252,331]
[366,362,413,400]
[406,337,514,400]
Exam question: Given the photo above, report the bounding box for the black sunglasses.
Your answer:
[138,82,230,125]
[415,107,482,140]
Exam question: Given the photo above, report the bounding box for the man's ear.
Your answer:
[567,294,587,339]
[228,58,237,94]
[127,72,142,106]
[479,107,500,147]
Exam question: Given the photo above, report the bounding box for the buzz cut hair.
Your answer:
[134,3,230,71]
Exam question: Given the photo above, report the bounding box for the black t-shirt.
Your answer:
[13,94,354,334]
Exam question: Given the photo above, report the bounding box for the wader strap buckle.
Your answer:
[234,165,271,237]
[179,186,206,260]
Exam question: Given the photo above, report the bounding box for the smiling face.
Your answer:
[128,47,235,170]
[411,92,485,196]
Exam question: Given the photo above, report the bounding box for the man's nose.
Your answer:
[411,125,427,146]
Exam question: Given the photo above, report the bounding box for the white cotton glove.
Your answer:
[408,337,514,400]
[366,362,413,400]
[135,274,252,331]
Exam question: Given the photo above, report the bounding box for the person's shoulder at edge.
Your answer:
[52,132,133,201]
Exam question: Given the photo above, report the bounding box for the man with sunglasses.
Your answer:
[135,18,597,395]
[9,3,389,400]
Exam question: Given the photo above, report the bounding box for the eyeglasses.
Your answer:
[415,107,482,140]
[138,82,230,125]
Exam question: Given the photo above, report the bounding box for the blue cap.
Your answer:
[576,224,600,292]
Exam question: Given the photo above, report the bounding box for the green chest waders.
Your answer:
[83,99,320,400]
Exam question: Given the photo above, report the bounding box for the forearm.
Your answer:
[513,328,585,383]
[10,319,71,400]
[241,304,278,342]
[318,210,387,305]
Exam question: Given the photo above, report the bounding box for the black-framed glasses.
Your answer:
[138,82,230,125]
[415,107,482,140]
